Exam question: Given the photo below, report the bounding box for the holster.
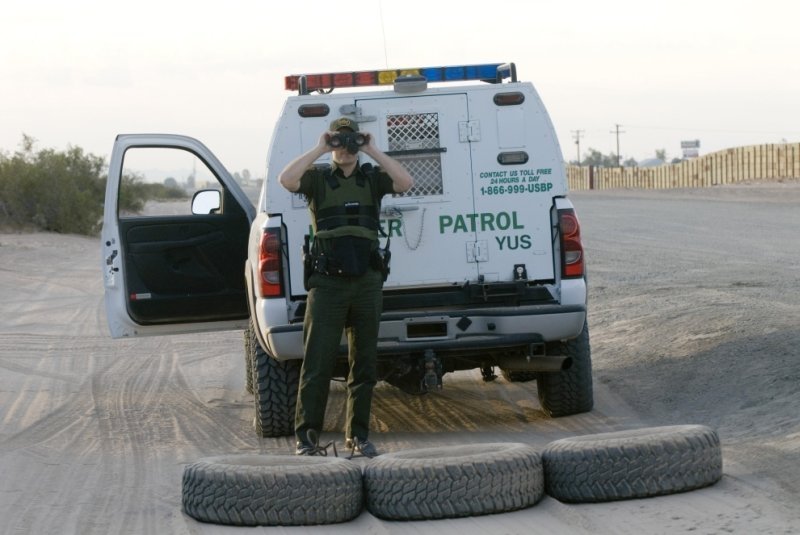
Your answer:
[370,238,391,282]
[302,235,313,291]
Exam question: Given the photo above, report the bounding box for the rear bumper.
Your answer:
[263,304,586,361]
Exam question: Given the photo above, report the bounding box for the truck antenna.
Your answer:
[378,0,389,69]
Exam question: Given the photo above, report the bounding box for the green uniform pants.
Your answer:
[295,268,383,443]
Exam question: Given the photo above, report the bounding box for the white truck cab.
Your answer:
[102,62,593,437]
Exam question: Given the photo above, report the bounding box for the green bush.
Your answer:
[0,136,105,235]
[117,174,189,215]
[0,135,182,236]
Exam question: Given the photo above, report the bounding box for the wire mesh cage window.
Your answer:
[387,113,444,197]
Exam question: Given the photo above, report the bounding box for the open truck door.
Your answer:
[101,134,255,338]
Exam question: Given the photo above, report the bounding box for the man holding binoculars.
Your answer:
[278,117,413,458]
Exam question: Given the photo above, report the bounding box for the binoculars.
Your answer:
[328,132,367,154]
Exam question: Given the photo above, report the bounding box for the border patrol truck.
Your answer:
[102,62,593,437]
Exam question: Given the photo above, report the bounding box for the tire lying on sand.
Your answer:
[542,425,723,503]
[182,454,362,526]
[363,443,544,520]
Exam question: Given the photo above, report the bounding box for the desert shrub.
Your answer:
[0,136,182,235]
[0,136,105,235]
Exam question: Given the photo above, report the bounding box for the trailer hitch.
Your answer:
[481,365,497,382]
[421,349,443,391]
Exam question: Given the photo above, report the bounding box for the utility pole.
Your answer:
[610,124,625,167]
[571,129,584,166]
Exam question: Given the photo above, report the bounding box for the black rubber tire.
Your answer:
[253,341,300,438]
[542,425,723,503]
[182,454,363,526]
[364,443,544,520]
[243,323,255,395]
[536,321,594,417]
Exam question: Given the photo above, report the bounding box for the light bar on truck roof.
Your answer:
[285,63,516,93]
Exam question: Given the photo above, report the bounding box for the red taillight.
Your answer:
[558,209,584,278]
[493,91,525,106]
[258,229,284,297]
[298,104,330,118]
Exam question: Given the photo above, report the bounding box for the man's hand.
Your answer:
[360,135,414,193]
[359,133,377,158]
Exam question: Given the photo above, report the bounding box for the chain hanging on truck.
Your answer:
[402,208,425,250]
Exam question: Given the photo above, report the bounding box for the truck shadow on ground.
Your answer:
[310,369,641,453]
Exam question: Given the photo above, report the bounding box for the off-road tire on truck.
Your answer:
[542,425,723,503]
[182,454,362,526]
[363,443,544,520]
[252,336,301,437]
[243,323,255,395]
[535,321,593,417]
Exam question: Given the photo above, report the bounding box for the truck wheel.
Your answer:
[253,341,300,437]
[182,454,362,526]
[243,323,255,395]
[500,370,536,382]
[536,321,593,417]
[542,425,723,503]
[364,443,544,520]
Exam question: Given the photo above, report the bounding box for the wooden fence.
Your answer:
[566,142,800,191]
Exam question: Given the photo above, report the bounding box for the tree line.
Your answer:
[571,148,682,168]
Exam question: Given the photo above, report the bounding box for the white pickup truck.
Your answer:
[101,62,593,437]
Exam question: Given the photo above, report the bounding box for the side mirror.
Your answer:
[192,189,221,215]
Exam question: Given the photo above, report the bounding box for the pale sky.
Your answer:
[2,0,799,175]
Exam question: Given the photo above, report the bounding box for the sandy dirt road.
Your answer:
[0,183,798,534]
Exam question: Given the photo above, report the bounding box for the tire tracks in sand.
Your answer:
[0,334,259,534]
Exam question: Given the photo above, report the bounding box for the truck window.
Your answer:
[118,147,222,218]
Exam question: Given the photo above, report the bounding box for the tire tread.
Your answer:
[542,425,723,503]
